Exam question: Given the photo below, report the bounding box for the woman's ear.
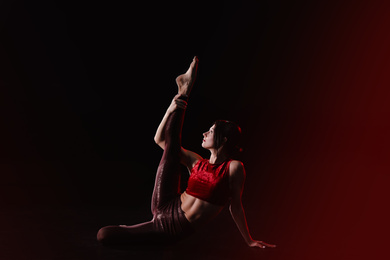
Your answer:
[223,137,227,144]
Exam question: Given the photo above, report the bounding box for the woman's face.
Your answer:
[202,125,215,150]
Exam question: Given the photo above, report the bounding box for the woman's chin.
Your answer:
[201,143,211,150]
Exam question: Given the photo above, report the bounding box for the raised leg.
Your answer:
[97,58,198,247]
[151,95,187,213]
[151,57,198,214]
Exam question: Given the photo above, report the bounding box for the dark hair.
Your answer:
[213,120,243,157]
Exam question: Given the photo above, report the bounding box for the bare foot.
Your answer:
[175,56,199,96]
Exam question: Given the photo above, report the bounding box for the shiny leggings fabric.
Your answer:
[97,96,194,246]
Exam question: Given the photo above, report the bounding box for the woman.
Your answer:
[97,57,275,249]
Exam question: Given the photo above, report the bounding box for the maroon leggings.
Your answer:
[97,96,194,245]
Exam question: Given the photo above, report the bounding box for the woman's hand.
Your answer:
[167,94,188,114]
[247,239,276,249]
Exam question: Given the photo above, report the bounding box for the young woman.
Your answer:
[97,57,275,249]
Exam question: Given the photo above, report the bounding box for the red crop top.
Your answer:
[185,159,232,206]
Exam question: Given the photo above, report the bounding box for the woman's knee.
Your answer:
[97,226,114,245]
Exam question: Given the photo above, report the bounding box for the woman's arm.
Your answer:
[154,94,187,149]
[229,161,276,249]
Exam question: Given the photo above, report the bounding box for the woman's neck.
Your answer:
[209,150,228,164]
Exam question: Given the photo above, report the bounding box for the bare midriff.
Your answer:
[180,191,224,228]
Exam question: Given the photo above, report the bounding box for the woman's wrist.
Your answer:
[244,236,254,245]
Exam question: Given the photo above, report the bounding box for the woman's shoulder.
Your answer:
[229,160,244,168]
[228,160,245,176]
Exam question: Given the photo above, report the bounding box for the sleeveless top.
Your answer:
[185,159,232,206]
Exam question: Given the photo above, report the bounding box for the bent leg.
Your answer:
[97,197,194,246]
[97,221,169,246]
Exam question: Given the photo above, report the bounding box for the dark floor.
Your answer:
[2,178,388,260]
[1,205,284,260]
[2,161,387,260]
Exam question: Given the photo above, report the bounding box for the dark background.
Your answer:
[1,0,389,259]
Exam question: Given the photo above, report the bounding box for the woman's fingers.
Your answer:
[260,241,277,248]
[249,240,264,248]
[169,94,187,111]
[175,99,187,109]
[176,99,187,106]
[249,240,277,249]
[257,242,266,249]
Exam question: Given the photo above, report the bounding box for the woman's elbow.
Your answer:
[154,138,165,149]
